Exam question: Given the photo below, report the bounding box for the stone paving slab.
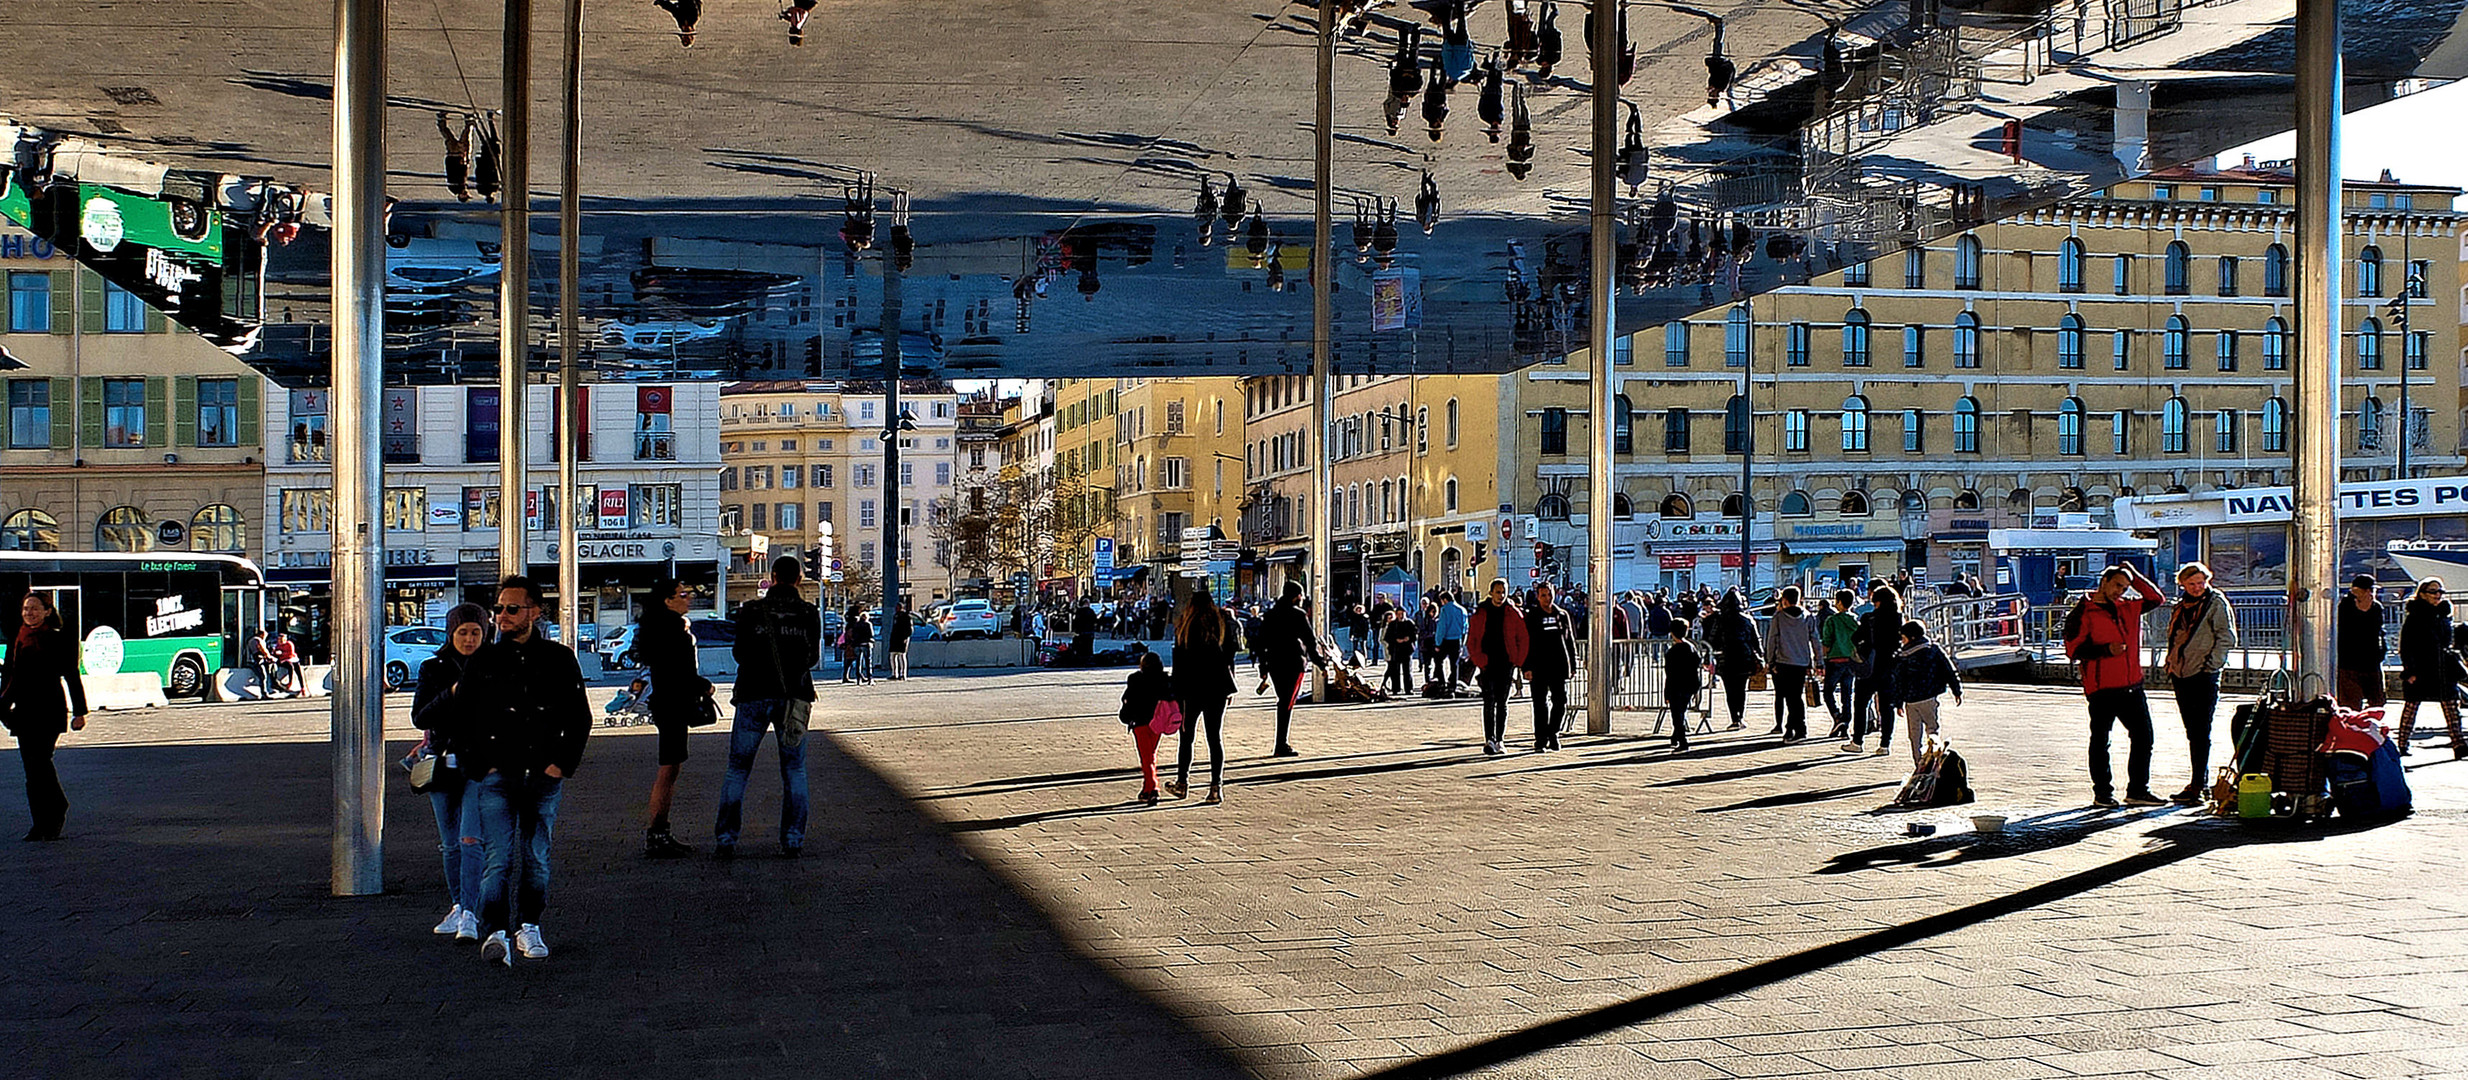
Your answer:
[2,669,2466,1078]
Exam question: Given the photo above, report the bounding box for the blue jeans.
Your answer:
[1823,660,1857,727]
[715,698,811,849]
[474,770,563,935]
[425,772,484,910]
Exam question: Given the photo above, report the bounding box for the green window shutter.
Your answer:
[145,376,170,447]
[234,378,260,450]
[0,383,10,447]
[48,270,72,334]
[79,270,105,334]
[79,378,102,449]
[173,375,198,447]
[49,377,72,448]
[143,303,168,335]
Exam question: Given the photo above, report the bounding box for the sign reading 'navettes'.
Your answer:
[2116,474,2468,529]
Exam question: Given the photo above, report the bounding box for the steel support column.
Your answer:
[555,0,583,644]
[499,0,532,581]
[882,230,904,644]
[1582,0,1618,735]
[328,0,387,897]
[1310,0,1335,659]
[2291,0,2342,696]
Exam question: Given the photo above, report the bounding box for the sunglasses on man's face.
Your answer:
[493,604,533,615]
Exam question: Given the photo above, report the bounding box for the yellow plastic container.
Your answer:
[2237,773,2274,819]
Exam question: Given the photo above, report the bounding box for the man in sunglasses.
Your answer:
[433,576,592,968]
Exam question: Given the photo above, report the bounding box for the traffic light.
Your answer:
[1471,540,1489,568]
[1534,540,1554,563]
[812,522,836,579]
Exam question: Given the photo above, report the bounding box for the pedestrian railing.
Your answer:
[1574,639,1714,734]
[1912,593,2032,668]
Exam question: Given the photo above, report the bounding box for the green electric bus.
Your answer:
[0,552,270,698]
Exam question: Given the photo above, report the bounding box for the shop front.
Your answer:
[1636,518,1778,594]
[2115,474,2468,589]
[1771,520,1906,594]
[264,548,459,662]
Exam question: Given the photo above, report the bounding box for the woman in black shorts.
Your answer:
[628,578,710,857]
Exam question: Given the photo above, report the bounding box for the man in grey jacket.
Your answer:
[2162,561,2238,804]
[1767,585,1821,743]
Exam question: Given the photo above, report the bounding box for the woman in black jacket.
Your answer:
[2395,578,2465,758]
[628,579,711,857]
[409,603,489,937]
[1845,585,1904,756]
[1703,589,1763,732]
[1169,591,1241,805]
[1,592,86,841]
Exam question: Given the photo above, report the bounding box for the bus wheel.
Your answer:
[170,655,207,698]
[386,661,411,692]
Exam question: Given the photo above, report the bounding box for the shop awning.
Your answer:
[1778,540,1904,555]
[1264,548,1308,565]
[1988,528,2156,552]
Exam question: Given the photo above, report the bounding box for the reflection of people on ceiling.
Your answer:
[1219,174,1247,229]
[840,175,875,253]
[1421,65,1448,142]
[1504,0,1535,72]
[1437,1,1475,85]
[1416,170,1440,236]
[1477,53,1504,143]
[1387,23,1424,135]
[1372,200,1398,266]
[1534,2,1560,79]
[654,0,700,46]
[1505,83,1533,180]
[780,0,817,45]
[473,111,502,204]
[436,112,473,202]
[1193,176,1218,245]
[1705,17,1735,106]
[889,189,914,271]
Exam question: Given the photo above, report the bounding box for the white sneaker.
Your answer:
[515,923,550,959]
[454,909,479,941]
[432,905,463,935]
[481,930,512,967]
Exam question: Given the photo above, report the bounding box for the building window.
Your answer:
[1537,494,1571,521]
[718,467,738,492]
[1162,457,1188,489]
[1840,491,1871,516]
[2358,246,2383,297]
[853,464,874,488]
[1953,235,1982,289]
[2407,260,2430,298]
[2163,316,2190,369]
[781,466,801,490]
[2163,241,2190,295]
[1903,247,1926,289]
[2162,397,2189,453]
[2058,238,2085,293]
[2111,410,2131,455]
[2262,397,2288,453]
[859,500,877,528]
[1844,260,1870,287]
[1662,407,1690,454]
[2113,254,2132,296]
[282,489,334,534]
[7,379,50,448]
[1664,321,1690,367]
[1613,335,1633,367]
[2251,245,2286,300]
[2150,184,2174,200]
[1953,398,1980,454]
[2405,331,2428,371]
[1784,409,1809,452]
[1658,494,1694,518]
[2357,318,2383,370]
[2112,329,2132,371]
[463,487,501,530]
[2058,398,2084,456]
[1779,491,1812,516]
[1841,309,1871,367]
[935,462,951,486]
[102,281,148,332]
[95,506,152,551]
[2257,188,2278,205]
[2057,315,2085,369]
[8,271,51,332]
[2216,330,2239,371]
[1724,395,1750,454]
[635,386,677,460]
[1952,312,1980,369]
[777,502,802,530]
[1540,407,1568,454]
[816,464,834,488]
[1445,398,1459,447]
[1612,394,1633,454]
[749,502,768,531]
[1902,408,1924,453]
[383,487,426,531]
[1724,307,1751,367]
[291,389,329,463]
[2360,398,2383,450]
[817,500,834,524]
[1444,478,1458,512]
[1,508,61,551]
[102,378,147,447]
[1902,324,1925,368]
[1840,395,1870,452]
[1786,322,1810,367]
[2215,409,2239,454]
[2216,256,2239,297]
[631,484,681,528]
[2263,318,2289,370]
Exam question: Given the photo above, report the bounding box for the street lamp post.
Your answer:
[1737,302,1753,592]
[2389,271,2416,479]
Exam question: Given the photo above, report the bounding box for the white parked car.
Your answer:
[934,599,1002,640]
[383,625,449,691]
[597,625,639,669]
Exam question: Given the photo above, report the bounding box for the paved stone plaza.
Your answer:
[4,670,2466,1079]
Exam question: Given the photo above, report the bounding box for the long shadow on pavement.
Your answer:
[1357,815,2387,1080]
[0,732,1251,1080]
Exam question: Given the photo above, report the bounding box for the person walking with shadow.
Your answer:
[627,578,710,859]
[2,592,86,841]
[472,111,501,204]
[1767,585,1818,744]
[1466,577,1529,756]
[2335,574,2388,711]
[717,555,821,858]
[1843,584,1904,757]
[653,0,700,45]
[1704,589,1762,732]
[845,608,875,684]
[1169,591,1242,804]
[1255,582,1322,759]
[1662,620,1701,752]
[1121,653,1173,805]
[1382,606,1418,696]
[1522,582,1575,751]
[886,602,913,681]
[409,603,491,939]
[2395,577,2467,759]
[436,113,473,202]
[780,0,817,44]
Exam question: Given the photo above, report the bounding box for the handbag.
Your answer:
[687,691,722,728]
[407,752,448,793]
[1149,700,1185,736]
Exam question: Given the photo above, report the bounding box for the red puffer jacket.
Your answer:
[2067,596,2148,694]
[1465,601,1530,672]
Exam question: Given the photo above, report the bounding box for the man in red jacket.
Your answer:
[1465,578,1530,756]
[2065,564,2166,808]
